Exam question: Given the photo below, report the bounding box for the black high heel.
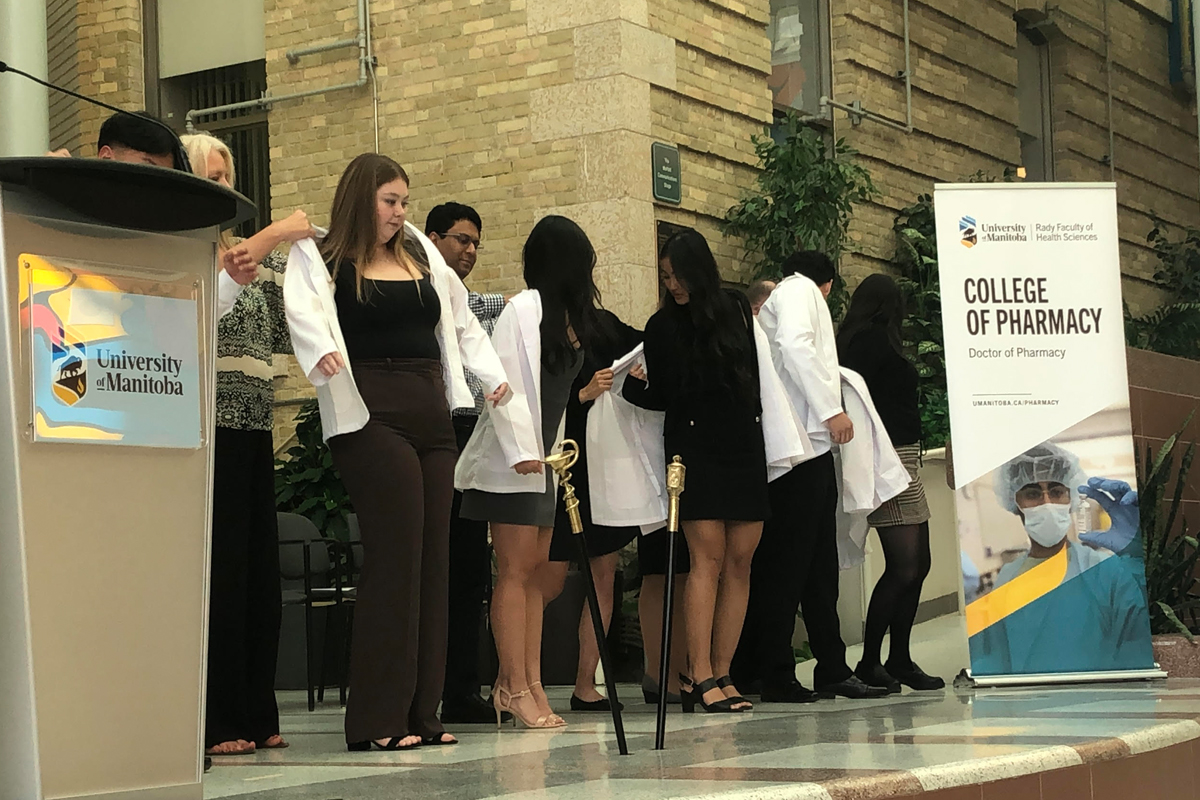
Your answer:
[716,675,752,710]
[680,674,743,714]
[347,736,421,752]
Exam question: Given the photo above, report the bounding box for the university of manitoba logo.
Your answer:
[959,215,978,248]
[51,342,87,406]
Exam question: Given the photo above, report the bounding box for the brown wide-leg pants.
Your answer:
[328,358,458,743]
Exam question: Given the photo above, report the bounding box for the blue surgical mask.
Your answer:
[1022,503,1072,548]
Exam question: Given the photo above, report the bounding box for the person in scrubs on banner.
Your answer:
[969,441,1154,675]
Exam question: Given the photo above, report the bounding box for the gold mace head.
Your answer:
[666,454,686,494]
[544,438,580,476]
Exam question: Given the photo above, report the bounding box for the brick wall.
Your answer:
[830,0,1200,308]
[46,0,144,154]
[648,0,773,281]
[46,0,81,153]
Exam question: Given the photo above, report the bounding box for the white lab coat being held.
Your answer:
[283,223,512,441]
[454,289,547,494]
[586,318,813,531]
[834,367,912,569]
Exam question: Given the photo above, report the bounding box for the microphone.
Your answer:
[0,60,193,174]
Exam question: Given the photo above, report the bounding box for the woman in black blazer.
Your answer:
[623,229,769,713]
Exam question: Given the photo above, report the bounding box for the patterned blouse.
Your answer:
[454,291,505,417]
[216,247,292,431]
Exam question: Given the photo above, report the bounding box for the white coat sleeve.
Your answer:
[486,304,540,467]
[442,264,508,393]
[773,284,843,423]
[216,270,246,318]
[283,241,341,388]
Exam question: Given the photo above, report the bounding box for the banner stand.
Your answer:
[936,182,1160,685]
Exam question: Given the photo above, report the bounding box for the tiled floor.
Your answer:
[202,617,1200,800]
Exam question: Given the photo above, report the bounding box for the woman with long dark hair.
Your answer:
[537,308,641,712]
[456,215,606,728]
[838,274,944,692]
[285,153,516,751]
[623,229,768,713]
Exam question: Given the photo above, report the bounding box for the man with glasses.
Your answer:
[425,203,510,723]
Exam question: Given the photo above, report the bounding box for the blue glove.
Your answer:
[1078,478,1139,554]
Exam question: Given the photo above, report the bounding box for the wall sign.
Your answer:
[652,142,682,205]
[21,254,203,448]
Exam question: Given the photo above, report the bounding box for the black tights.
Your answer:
[860,522,931,670]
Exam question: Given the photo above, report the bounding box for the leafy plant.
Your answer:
[1125,220,1200,360]
[891,193,949,449]
[274,399,354,540]
[1125,301,1200,360]
[1139,415,1200,638]
[722,111,875,320]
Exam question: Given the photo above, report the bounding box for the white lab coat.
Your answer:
[586,344,668,527]
[283,223,510,441]
[835,367,912,569]
[454,289,548,493]
[586,321,812,531]
[757,273,843,457]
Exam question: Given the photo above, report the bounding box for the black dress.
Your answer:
[623,292,769,522]
[548,311,643,562]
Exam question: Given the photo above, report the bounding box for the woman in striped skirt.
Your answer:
[837,274,945,693]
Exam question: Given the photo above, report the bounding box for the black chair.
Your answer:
[325,514,364,706]
[277,512,341,712]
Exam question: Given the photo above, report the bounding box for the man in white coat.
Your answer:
[731,251,888,702]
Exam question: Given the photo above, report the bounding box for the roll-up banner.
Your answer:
[935,183,1161,684]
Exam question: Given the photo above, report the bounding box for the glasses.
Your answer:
[442,232,482,251]
[1016,483,1071,506]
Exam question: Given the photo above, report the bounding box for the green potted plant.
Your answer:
[274,399,354,541]
[721,111,875,320]
[1140,417,1200,676]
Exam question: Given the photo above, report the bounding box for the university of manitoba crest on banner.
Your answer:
[935,183,1159,683]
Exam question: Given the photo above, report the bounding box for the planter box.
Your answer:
[1152,634,1200,678]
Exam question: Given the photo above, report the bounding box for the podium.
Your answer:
[0,159,253,800]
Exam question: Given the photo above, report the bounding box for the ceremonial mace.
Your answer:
[655,455,686,750]
[545,439,629,756]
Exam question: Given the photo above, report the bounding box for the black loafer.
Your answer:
[854,662,902,694]
[814,675,891,699]
[759,679,827,703]
[570,694,624,711]
[443,693,511,724]
[886,661,946,691]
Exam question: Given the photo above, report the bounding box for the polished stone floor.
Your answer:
[202,617,1199,800]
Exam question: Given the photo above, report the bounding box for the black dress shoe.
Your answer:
[443,693,512,724]
[759,679,826,703]
[814,675,891,699]
[570,694,624,711]
[886,661,946,691]
[854,662,902,694]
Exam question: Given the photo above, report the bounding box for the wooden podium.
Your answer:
[0,158,253,800]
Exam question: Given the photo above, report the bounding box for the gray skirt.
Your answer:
[868,443,930,528]
[461,474,557,528]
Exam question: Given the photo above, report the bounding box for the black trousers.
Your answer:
[732,451,851,688]
[443,414,492,702]
[329,359,458,743]
[206,427,283,748]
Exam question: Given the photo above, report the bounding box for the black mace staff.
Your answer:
[655,455,686,750]
[545,439,629,756]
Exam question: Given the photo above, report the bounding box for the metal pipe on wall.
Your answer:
[819,0,913,133]
[1193,0,1200,204]
[1104,0,1115,180]
[185,0,370,132]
